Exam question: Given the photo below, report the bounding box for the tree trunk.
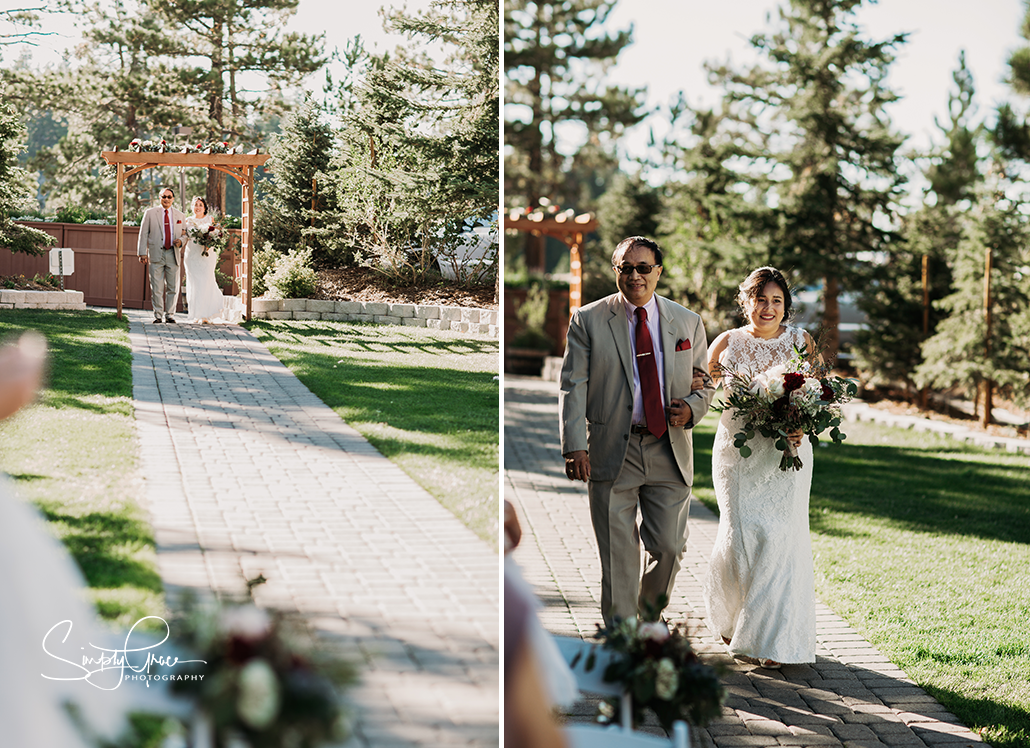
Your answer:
[981,380,993,429]
[822,274,841,364]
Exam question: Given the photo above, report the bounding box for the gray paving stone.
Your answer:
[503,376,991,748]
[128,310,498,747]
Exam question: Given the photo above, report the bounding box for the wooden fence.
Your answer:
[2,221,239,310]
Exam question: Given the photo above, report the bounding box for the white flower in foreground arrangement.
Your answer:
[638,621,670,643]
[221,605,272,640]
[655,657,679,700]
[237,658,281,729]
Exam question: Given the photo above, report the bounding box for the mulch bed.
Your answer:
[1,275,62,291]
[314,267,497,310]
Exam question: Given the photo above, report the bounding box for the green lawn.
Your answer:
[691,413,1030,747]
[0,310,164,630]
[247,319,500,547]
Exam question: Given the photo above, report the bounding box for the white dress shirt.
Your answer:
[623,294,666,427]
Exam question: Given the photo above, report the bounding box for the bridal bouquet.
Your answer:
[575,602,725,730]
[187,217,227,257]
[713,345,857,471]
[169,594,358,748]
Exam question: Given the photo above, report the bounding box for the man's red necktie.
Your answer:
[635,306,666,438]
[163,209,171,249]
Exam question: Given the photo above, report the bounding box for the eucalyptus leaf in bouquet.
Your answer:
[712,343,858,470]
[168,592,358,748]
[577,597,726,732]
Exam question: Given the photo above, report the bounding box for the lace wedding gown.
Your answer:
[702,326,816,663]
[184,215,228,323]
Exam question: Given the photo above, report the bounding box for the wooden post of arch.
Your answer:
[103,150,270,321]
[503,208,598,318]
[116,163,125,320]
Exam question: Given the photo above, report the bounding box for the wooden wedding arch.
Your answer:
[504,206,597,316]
[102,150,271,321]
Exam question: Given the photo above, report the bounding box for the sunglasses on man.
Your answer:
[614,263,661,275]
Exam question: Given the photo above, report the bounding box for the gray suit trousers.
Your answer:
[588,431,690,625]
[148,247,180,319]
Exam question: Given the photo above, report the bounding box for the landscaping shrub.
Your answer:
[251,244,281,297]
[265,247,317,299]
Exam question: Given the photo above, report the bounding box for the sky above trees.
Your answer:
[589,0,1025,160]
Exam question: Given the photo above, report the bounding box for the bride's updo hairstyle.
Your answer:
[737,266,793,321]
[191,196,208,215]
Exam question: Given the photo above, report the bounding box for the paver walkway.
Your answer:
[128,309,498,748]
[504,375,987,748]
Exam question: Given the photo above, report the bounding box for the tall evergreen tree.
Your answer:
[256,98,338,266]
[336,0,499,284]
[154,0,326,213]
[915,191,1030,413]
[654,104,774,336]
[855,52,980,394]
[504,0,645,270]
[2,0,187,212]
[0,101,54,255]
[5,0,325,215]
[706,0,907,361]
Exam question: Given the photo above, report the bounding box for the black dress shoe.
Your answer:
[152,318,164,323]
[165,317,177,324]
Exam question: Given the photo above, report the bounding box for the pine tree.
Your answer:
[0,101,54,255]
[705,0,907,361]
[3,0,189,212]
[336,0,499,285]
[154,0,326,213]
[504,0,645,270]
[654,104,774,336]
[256,98,338,266]
[855,52,981,394]
[915,192,1030,412]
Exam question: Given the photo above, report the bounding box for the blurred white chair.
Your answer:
[554,636,689,748]
[565,722,689,748]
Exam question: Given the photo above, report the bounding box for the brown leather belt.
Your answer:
[630,424,650,435]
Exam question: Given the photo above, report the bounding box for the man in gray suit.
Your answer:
[137,187,186,323]
[560,236,716,625]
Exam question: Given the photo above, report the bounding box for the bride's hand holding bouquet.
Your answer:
[713,343,857,471]
[186,214,227,257]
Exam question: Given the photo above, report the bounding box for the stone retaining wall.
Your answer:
[843,400,1030,454]
[0,289,87,311]
[251,298,499,337]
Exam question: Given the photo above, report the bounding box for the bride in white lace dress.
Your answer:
[183,196,227,324]
[702,267,818,668]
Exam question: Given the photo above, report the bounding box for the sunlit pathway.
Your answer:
[504,375,986,748]
[128,309,498,748]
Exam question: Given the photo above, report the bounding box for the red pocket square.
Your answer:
[676,339,691,352]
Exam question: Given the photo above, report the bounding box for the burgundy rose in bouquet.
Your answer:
[574,599,725,731]
[186,217,228,257]
[713,345,858,470]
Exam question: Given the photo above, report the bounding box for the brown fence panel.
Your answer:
[4,221,239,310]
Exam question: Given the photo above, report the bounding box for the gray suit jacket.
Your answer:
[137,205,186,264]
[559,292,716,483]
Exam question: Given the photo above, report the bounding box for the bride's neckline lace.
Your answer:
[721,325,805,383]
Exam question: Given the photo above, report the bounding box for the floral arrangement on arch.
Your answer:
[169,593,358,748]
[576,602,726,731]
[713,343,858,471]
[186,212,229,258]
[127,138,245,154]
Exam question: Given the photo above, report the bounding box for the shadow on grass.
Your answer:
[809,441,1030,544]
[35,505,163,593]
[0,310,132,411]
[680,416,1028,545]
[284,350,497,460]
[923,683,1030,748]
